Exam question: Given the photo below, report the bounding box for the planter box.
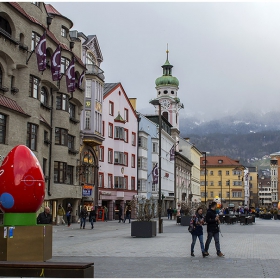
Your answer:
[181,215,191,226]
[131,221,157,238]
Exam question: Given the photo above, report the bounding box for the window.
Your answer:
[44,130,49,142]
[124,175,128,190]
[0,15,12,35]
[210,181,214,186]
[226,181,230,186]
[131,154,135,168]
[108,174,113,188]
[200,170,208,176]
[152,142,158,153]
[124,152,128,167]
[0,113,6,144]
[162,112,168,121]
[42,158,47,176]
[69,103,76,119]
[102,121,105,136]
[95,112,102,134]
[132,132,136,146]
[56,93,68,111]
[99,173,104,188]
[108,148,113,164]
[218,160,223,164]
[138,136,147,149]
[201,192,208,198]
[226,171,229,175]
[137,179,147,192]
[31,31,40,51]
[29,75,39,98]
[99,146,104,162]
[61,26,67,37]
[200,181,208,186]
[218,181,221,186]
[108,123,113,138]
[26,123,38,151]
[210,191,214,198]
[86,52,96,65]
[124,128,128,143]
[85,80,91,98]
[218,170,222,176]
[114,151,124,165]
[233,181,242,186]
[131,177,135,190]
[65,165,74,185]
[114,176,125,189]
[32,2,40,7]
[124,108,128,122]
[40,87,48,106]
[109,101,114,116]
[61,57,70,74]
[68,134,75,150]
[115,126,124,140]
[85,111,91,129]
[210,171,213,175]
[54,161,67,183]
[233,170,242,176]
[232,191,242,198]
[55,128,68,146]
[138,157,147,170]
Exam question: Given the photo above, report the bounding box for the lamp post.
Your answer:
[149,99,162,233]
[201,152,207,205]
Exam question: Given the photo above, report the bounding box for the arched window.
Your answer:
[80,149,95,185]
[0,16,12,35]
[40,87,48,106]
[162,112,168,121]
[86,52,96,65]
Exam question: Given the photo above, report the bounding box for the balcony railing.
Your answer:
[0,27,19,45]
[86,64,105,81]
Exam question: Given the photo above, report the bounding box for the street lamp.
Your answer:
[201,152,207,205]
[149,98,162,233]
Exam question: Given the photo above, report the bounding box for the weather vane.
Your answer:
[166,43,169,60]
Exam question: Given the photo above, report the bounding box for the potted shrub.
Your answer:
[130,197,157,238]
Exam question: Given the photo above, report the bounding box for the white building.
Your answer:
[244,168,250,206]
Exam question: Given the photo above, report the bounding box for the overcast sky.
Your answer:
[51,1,280,120]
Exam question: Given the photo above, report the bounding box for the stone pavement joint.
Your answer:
[51,218,280,277]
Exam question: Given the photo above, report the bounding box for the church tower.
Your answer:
[154,47,183,141]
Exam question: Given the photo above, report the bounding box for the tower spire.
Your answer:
[166,43,169,61]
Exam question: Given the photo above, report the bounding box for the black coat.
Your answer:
[37,212,52,224]
[206,208,219,233]
[89,210,96,221]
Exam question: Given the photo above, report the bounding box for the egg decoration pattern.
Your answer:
[0,145,45,213]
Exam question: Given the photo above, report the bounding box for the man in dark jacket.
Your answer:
[37,207,52,224]
[204,201,224,257]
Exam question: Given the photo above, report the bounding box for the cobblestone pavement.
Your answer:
[51,218,280,278]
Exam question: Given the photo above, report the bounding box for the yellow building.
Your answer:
[248,167,258,207]
[200,156,245,208]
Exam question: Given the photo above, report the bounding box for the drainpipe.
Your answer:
[47,88,53,197]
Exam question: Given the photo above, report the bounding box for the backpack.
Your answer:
[188,216,196,233]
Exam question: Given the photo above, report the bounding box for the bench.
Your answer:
[0,261,94,278]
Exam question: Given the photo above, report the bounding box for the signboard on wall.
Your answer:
[83,185,93,197]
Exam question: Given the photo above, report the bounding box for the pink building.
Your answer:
[99,83,138,220]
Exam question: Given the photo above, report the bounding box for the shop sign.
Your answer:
[83,185,93,197]
[100,191,111,196]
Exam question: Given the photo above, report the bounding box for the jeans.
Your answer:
[67,215,71,226]
[205,231,221,253]
[124,213,131,223]
[90,218,94,228]
[191,234,205,253]
[80,217,86,228]
[104,213,108,221]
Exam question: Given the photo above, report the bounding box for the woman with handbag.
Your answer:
[89,207,96,229]
[190,207,208,258]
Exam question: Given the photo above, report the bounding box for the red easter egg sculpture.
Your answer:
[0,145,45,213]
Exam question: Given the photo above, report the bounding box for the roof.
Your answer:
[0,95,30,116]
[40,115,51,127]
[9,3,84,68]
[45,4,61,15]
[200,156,244,168]
[103,83,119,96]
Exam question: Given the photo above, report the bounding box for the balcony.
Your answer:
[0,27,19,45]
[68,148,79,155]
[86,64,105,81]
[70,116,80,124]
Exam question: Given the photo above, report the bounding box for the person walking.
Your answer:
[124,204,131,223]
[37,207,52,224]
[80,205,88,229]
[66,203,72,227]
[191,207,208,257]
[104,206,108,222]
[56,204,65,226]
[118,205,123,223]
[89,207,96,229]
[167,207,172,220]
[204,201,224,257]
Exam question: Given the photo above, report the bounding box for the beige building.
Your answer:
[0,2,86,221]
[247,166,258,207]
